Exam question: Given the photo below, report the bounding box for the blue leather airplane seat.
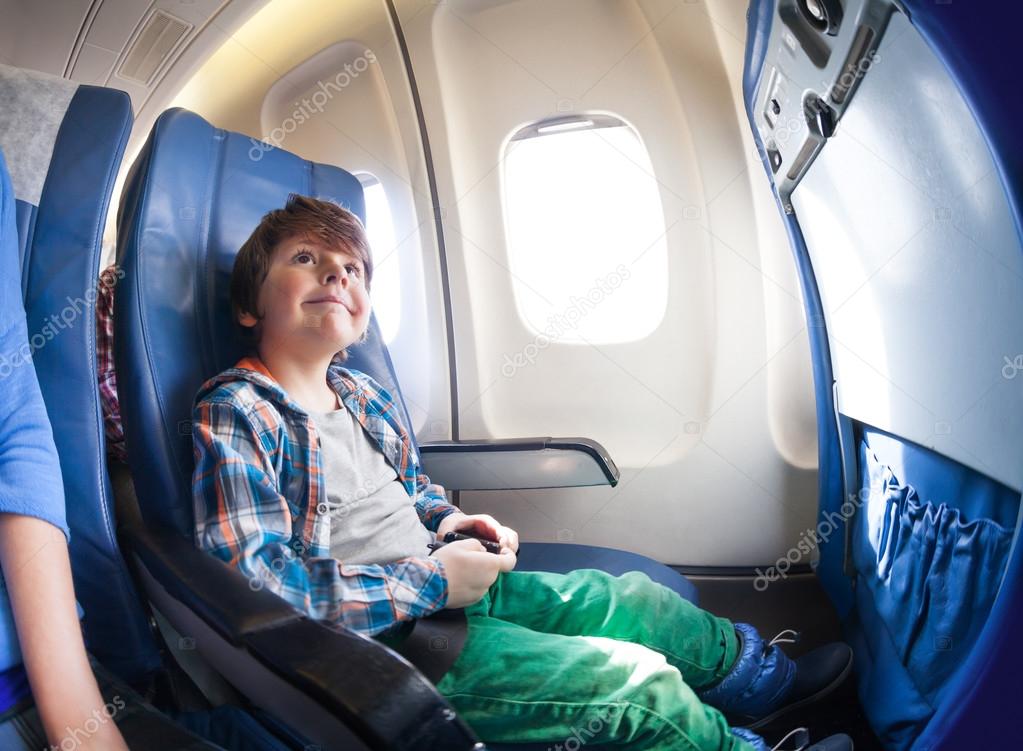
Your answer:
[0,63,162,683]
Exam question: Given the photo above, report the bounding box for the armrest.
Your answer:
[119,522,483,751]
[418,437,619,490]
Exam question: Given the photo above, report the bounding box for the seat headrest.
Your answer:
[116,107,411,535]
[0,64,132,291]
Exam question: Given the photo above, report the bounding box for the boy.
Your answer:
[192,195,854,751]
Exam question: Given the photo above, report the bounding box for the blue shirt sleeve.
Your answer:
[0,150,69,539]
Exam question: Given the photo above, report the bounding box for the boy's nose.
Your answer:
[323,269,346,286]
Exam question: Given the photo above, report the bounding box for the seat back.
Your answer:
[115,107,411,537]
[0,64,161,682]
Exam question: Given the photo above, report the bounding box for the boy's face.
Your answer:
[239,234,371,357]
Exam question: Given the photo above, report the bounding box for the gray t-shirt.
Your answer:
[310,402,435,565]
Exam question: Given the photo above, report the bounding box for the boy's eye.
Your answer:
[344,264,362,279]
[293,251,314,264]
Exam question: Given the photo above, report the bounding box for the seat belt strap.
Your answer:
[386,608,468,684]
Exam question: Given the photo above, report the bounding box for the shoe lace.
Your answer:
[771,727,810,751]
[767,629,801,649]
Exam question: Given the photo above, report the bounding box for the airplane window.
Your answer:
[356,173,400,344]
[502,115,669,344]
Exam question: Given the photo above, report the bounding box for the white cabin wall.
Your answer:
[396,0,818,565]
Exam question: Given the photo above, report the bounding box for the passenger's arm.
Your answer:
[0,514,129,751]
[192,399,449,636]
[0,259,127,749]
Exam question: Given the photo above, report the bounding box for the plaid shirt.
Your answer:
[96,265,127,463]
[191,356,460,636]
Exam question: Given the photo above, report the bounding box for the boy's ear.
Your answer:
[238,310,259,328]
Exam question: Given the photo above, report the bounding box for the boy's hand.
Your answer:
[432,538,516,608]
[437,512,519,553]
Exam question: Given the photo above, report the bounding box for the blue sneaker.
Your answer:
[702,624,853,729]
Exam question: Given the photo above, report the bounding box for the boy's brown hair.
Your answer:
[231,194,373,346]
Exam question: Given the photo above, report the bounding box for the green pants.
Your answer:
[434,568,757,751]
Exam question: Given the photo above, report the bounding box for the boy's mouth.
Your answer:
[304,295,352,313]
